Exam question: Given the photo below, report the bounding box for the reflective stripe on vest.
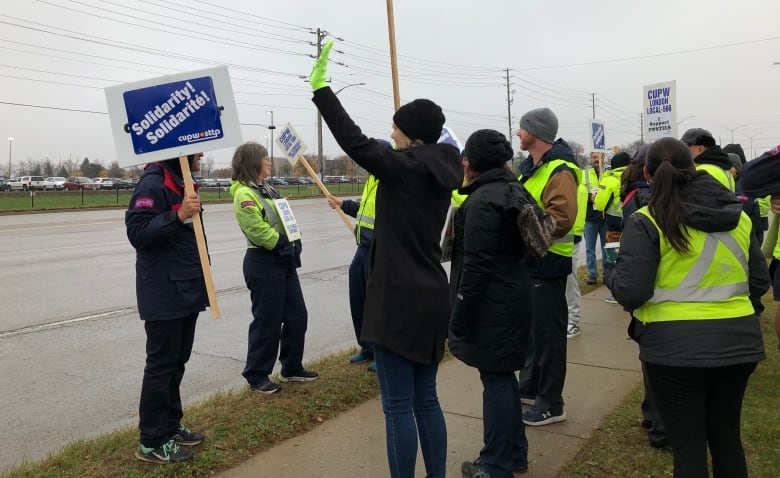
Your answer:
[633,207,754,323]
[520,159,579,257]
[355,175,378,244]
[697,163,735,192]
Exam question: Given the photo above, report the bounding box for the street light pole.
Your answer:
[677,115,695,126]
[7,137,13,178]
[266,110,275,178]
[722,124,747,144]
[745,132,762,160]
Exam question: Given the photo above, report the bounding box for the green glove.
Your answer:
[309,40,334,91]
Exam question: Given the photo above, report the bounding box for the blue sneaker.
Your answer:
[367,361,376,372]
[522,407,566,426]
[350,351,373,364]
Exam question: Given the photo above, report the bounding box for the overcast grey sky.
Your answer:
[2,0,780,174]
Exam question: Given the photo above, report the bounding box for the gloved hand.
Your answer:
[273,234,290,251]
[309,40,334,91]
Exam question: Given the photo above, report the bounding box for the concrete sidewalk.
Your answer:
[217,287,642,478]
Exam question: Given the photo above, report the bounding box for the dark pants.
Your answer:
[479,370,528,478]
[640,362,668,447]
[242,252,308,386]
[139,313,198,448]
[348,245,372,356]
[644,362,757,478]
[518,277,568,412]
[373,345,447,478]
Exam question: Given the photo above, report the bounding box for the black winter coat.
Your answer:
[313,87,463,364]
[126,162,208,321]
[448,169,532,372]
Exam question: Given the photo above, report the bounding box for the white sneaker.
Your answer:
[566,323,581,339]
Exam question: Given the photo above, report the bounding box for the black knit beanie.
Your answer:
[392,99,445,144]
[723,143,747,164]
[610,152,632,169]
[464,129,514,173]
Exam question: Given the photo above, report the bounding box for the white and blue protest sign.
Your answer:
[275,123,308,165]
[437,125,463,151]
[105,66,243,167]
[643,80,677,142]
[589,119,607,153]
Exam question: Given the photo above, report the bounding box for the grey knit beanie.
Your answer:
[519,107,558,144]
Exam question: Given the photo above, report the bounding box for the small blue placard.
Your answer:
[123,76,223,154]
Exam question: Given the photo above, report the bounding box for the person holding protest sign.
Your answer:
[449,129,532,478]
[607,137,768,477]
[325,140,392,373]
[311,41,462,478]
[230,142,317,395]
[127,153,208,464]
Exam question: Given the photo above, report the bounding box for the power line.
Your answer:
[515,35,780,71]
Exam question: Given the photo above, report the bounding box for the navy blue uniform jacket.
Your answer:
[126,162,208,321]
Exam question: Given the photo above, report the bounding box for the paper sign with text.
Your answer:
[643,80,677,143]
[589,119,607,153]
[273,198,302,242]
[275,123,308,165]
[105,66,243,167]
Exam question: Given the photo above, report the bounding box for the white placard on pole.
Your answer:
[643,80,678,143]
[589,119,607,153]
[275,123,308,166]
[105,66,243,167]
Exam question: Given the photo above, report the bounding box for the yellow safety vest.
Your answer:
[521,159,580,257]
[355,175,378,244]
[573,181,587,237]
[633,207,754,323]
[697,163,735,192]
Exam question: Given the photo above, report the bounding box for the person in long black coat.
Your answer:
[449,130,532,478]
[310,41,462,478]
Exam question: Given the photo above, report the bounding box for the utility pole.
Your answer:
[267,110,275,178]
[591,93,596,119]
[639,113,644,144]
[505,68,513,141]
[316,28,325,181]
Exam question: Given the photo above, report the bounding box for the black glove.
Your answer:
[273,234,290,251]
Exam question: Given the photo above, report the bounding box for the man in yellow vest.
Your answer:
[515,107,578,426]
[326,141,391,372]
[680,128,735,192]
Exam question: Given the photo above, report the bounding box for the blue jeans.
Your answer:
[479,370,528,478]
[584,220,606,279]
[373,345,447,478]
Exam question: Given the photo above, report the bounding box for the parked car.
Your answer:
[9,176,46,191]
[216,178,231,187]
[271,177,288,186]
[283,177,301,185]
[297,176,313,185]
[0,178,10,191]
[44,177,67,191]
[196,177,218,187]
[111,178,133,190]
[92,178,114,190]
[64,176,100,190]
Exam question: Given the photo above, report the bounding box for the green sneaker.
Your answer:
[135,439,193,464]
[172,424,204,446]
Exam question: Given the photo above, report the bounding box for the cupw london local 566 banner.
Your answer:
[643,80,677,143]
[105,66,243,167]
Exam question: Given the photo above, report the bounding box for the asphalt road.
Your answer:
[0,199,361,471]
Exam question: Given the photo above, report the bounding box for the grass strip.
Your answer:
[1,350,380,478]
[559,294,780,478]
